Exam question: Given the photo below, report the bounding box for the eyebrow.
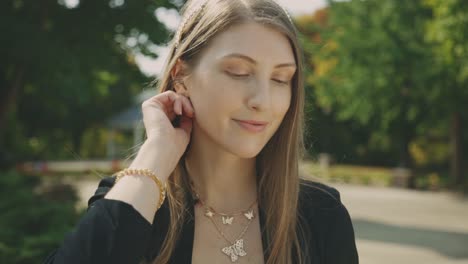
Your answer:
[221,53,296,69]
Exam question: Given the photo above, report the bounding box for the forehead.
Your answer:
[199,22,296,65]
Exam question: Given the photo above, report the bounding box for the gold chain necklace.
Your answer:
[205,205,253,262]
[189,180,257,224]
[190,182,256,262]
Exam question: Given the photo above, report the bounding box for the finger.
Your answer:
[178,114,193,136]
[153,91,177,107]
[148,91,178,116]
[166,106,177,121]
[174,98,182,115]
[157,91,193,116]
[180,96,194,116]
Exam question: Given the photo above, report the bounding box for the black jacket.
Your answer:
[44,176,359,263]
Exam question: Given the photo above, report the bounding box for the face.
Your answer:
[184,22,297,158]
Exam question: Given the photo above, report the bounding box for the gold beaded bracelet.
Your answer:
[114,168,167,210]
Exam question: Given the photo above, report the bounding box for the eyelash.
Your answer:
[227,72,290,85]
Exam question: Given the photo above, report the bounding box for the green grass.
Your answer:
[300,160,393,187]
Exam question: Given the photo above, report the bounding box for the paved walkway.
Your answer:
[72,178,468,264]
[332,182,468,264]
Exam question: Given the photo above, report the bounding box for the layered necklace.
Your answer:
[189,180,257,263]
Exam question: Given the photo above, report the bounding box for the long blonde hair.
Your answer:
[152,0,306,263]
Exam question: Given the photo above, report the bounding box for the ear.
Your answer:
[171,59,190,97]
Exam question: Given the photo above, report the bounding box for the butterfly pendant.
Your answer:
[205,209,214,218]
[221,239,247,262]
[222,216,234,225]
[244,209,254,220]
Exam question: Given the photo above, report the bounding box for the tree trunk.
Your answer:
[399,136,412,168]
[399,132,416,188]
[450,112,463,186]
[71,128,84,156]
[0,65,24,133]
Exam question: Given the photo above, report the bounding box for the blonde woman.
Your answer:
[44,0,358,263]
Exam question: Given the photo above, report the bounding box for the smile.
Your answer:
[233,119,268,133]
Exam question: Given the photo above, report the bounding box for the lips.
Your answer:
[235,119,269,125]
[233,119,269,133]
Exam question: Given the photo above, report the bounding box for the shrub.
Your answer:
[0,170,81,264]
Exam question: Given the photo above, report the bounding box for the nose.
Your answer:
[247,78,271,112]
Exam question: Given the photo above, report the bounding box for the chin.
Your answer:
[226,141,266,159]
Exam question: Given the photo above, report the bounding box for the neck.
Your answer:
[184,127,258,212]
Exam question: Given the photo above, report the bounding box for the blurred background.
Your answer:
[1,0,467,263]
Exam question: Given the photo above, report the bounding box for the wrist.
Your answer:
[129,139,176,180]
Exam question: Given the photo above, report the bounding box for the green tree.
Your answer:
[0,170,81,263]
[297,10,386,165]
[311,0,436,172]
[0,0,176,165]
[424,0,468,186]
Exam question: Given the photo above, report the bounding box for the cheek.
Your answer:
[272,88,292,118]
[266,88,291,137]
[188,72,239,125]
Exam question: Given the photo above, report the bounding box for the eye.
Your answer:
[272,79,290,85]
[226,71,251,78]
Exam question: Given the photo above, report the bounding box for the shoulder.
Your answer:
[298,178,342,210]
[298,179,359,263]
[297,179,354,238]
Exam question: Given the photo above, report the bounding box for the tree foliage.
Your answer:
[0,170,81,263]
[423,0,468,184]
[297,0,467,184]
[312,0,438,167]
[0,0,177,165]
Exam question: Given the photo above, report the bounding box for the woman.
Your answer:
[44,0,358,263]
